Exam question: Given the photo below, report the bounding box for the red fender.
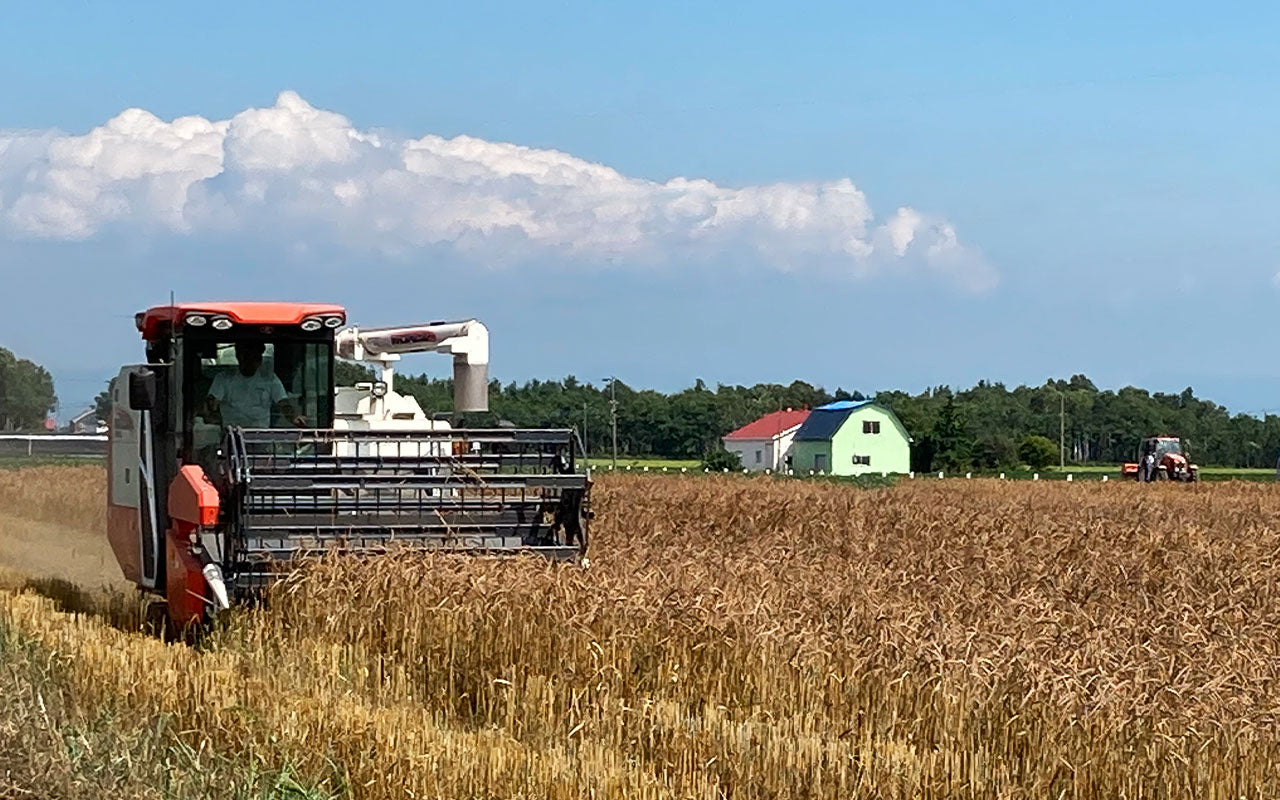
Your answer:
[165,465,221,629]
[166,528,207,629]
[168,465,220,527]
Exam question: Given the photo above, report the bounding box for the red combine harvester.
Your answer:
[1120,436,1198,483]
[107,302,590,632]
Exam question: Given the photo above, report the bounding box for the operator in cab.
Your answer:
[203,341,307,429]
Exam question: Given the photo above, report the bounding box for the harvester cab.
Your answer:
[1120,436,1198,483]
[108,302,590,631]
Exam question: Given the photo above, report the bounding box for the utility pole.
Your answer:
[609,378,618,470]
[582,400,589,456]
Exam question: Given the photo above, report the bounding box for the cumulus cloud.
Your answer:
[0,91,995,291]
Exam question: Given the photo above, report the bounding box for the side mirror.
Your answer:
[128,370,157,411]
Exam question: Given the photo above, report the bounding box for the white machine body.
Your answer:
[332,319,490,458]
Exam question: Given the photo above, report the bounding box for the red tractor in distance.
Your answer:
[1120,436,1199,482]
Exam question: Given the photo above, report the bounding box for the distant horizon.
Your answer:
[44,363,1280,424]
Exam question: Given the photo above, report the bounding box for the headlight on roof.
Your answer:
[300,317,323,332]
[186,314,208,327]
[211,316,233,331]
[323,315,345,328]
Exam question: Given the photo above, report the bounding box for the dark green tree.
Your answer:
[0,348,56,430]
[94,377,117,424]
[701,447,743,472]
[1019,435,1058,469]
[930,392,974,471]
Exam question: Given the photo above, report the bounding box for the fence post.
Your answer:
[1033,473,1039,481]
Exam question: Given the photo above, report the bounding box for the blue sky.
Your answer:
[3,1,1280,417]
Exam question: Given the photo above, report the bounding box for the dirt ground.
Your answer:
[0,512,126,592]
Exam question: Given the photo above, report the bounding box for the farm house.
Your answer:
[790,400,911,476]
[721,408,810,472]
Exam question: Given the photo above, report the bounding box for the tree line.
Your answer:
[0,347,57,431]
[70,358,1280,469]
[362,367,1280,469]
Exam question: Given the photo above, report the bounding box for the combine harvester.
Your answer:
[107,302,590,631]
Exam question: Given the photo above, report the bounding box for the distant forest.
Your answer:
[336,364,1280,470]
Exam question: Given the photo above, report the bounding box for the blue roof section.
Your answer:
[793,407,855,441]
[815,399,872,411]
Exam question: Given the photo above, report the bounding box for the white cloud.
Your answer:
[0,91,995,291]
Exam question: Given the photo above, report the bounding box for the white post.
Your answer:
[1067,474,1073,482]
[909,471,915,479]
[966,472,972,479]
[1102,475,1108,483]
[938,471,944,479]
[1033,473,1039,481]
[999,472,1005,480]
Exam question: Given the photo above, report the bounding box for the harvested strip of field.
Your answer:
[3,470,1280,797]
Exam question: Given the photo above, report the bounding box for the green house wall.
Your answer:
[791,405,911,476]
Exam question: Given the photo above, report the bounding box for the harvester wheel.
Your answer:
[143,598,175,642]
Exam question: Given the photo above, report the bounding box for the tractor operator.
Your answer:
[203,341,307,429]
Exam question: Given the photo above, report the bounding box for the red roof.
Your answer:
[723,409,810,441]
[136,302,346,340]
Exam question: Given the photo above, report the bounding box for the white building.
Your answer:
[721,408,810,472]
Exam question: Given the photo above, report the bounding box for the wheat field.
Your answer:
[2,466,1280,798]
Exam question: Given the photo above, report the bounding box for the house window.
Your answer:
[863,420,881,434]
[852,455,871,466]
[814,453,828,471]
[755,450,762,464]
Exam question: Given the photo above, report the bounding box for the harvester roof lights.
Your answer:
[210,316,234,331]
[186,314,208,327]
[370,381,389,398]
[323,315,345,328]
[300,317,324,332]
